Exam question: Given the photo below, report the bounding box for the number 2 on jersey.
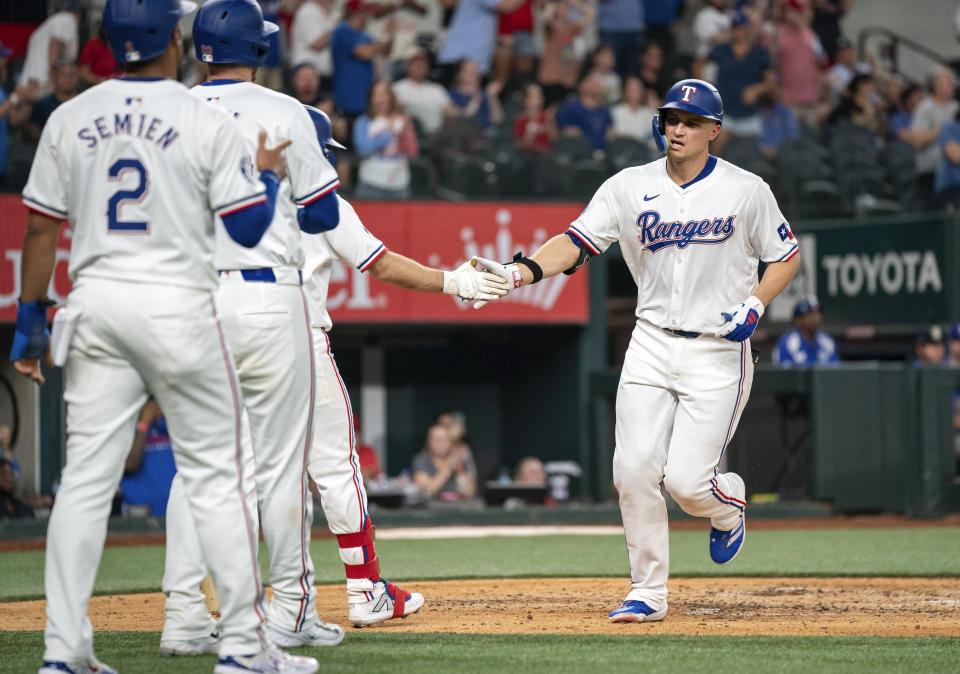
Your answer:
[107,158,149,232]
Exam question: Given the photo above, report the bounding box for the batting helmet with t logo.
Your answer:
[193,0,278,68]
[103,0,197,64]
[651,79,724,152]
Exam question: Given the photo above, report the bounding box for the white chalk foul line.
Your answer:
[374,525,624,540]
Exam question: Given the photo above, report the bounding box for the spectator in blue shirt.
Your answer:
[448,59,504,131]
[557,74,614,152]
[122,400,177,516]
[643,0,684,55]
[438,0,526,79]
[256,0,285,91]
[331,0,392,127]
[22,59,77,142]
[774,296,839,368]
[758,93,800,161]
[887,83,923,143]
[935,110,960,210]
[596,0,645,78]
[698,9,772,155]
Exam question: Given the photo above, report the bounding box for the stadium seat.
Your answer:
[572,160,608,202]
[606,137,653,170]
[552,135,595,165]
[797,179,845,219]
[409,157,433,198]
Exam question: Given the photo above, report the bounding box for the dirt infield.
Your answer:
[2,577,959,637]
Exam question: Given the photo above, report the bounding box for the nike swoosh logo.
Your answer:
[643,194,659,201]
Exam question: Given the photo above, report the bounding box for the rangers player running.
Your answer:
[159,0,344,657]
[476,79,800,623]
[301,106,509,626]
[11,1,320,673]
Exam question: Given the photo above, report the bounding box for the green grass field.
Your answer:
[1,527,959,673]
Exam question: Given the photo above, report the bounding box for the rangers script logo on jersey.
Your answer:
[637,210,736,253]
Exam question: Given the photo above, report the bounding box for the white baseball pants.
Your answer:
[44,278,265,662]
[613,319,751,609]
[309,329,381,600]
[163,271,318,634]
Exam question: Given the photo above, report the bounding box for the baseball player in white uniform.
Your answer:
[302,106,509,626]
[159,0,344,656]
[476,79,800,623]
[11,2,319,673]
[157,103,507,637]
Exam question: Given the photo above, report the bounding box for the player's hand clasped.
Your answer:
[716,295,764,342]
[470,256,526,309]
[442,257,512,303]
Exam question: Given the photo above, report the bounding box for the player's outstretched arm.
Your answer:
[715,254,802,342]
[10,211,62,385]
[472,233,584,308]
[368,251,510,301]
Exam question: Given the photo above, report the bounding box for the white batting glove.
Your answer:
[471,256,524,309]
[715,295,764,342]
[442,257,512,302]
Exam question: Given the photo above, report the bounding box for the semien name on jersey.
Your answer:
[77,113,179,150]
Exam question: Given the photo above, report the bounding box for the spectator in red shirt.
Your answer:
[77,24,120,88]
[514,82,555,153]
[774,0,828,125]
[352,415,384,483]
[493,0,537,88]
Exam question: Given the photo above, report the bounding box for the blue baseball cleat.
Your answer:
[608,599,667,623]
[709,513,746,564]
[38,660,117,674]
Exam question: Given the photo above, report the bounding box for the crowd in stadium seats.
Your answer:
[3,0,960,215]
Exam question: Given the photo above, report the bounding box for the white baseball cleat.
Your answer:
[349,580,425,627]
[213,645,318,674]
[38,658,118,674]
[263,618,344,647]
[159,629,222,655]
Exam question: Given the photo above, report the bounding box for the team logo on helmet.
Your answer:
[201,44,213,63]
[680,85,697,102]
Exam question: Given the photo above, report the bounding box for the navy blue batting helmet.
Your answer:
[304,105,347,166]
[103,0,197,64]
[652,79,723,151]
[193,0,278,68]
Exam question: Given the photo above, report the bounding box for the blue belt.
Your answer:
[219,268,303,284]
[662,327,701,339]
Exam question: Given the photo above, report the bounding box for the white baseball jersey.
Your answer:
[23,78,266,290]
[302,196,385,330]
[567,156,798,333]
[190,81,340,271]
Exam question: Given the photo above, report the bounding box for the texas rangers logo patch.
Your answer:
[201,44,214,63]
[777,222,795,241]
[637,210,736,253]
